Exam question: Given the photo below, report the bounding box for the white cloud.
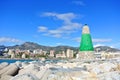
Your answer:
[94,44,105,47]
[38,12,82,38]
[92,39,112,42]
[94,44,117,48]
[38,26,48,32]
[73,37,81,42]
[43,12,76,23]
[56,43,62,45]
[52,34,62,38]
[0,37,23,43]
[73,37,112,43]
[72,1,85,6]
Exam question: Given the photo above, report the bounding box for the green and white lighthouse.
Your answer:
[79,24,94,59]
[80,24,94,51]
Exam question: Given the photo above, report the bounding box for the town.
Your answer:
[0,47,76,59]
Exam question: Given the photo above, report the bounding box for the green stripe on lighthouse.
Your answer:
[80,24,94,51]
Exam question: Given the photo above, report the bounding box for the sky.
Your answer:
[0,0,120,48]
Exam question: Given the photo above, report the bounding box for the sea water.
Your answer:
[0,59,34,63]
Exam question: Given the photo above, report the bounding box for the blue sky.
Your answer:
[0,0,120,48]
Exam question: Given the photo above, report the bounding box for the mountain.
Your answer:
[5,42,120,52]
[9,42,51,51]
[94,46,120,52]
[8,42,78,52]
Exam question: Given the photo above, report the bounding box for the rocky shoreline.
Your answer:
[0,58,120,80]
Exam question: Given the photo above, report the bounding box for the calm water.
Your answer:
[0,59,35,63]
[0,59,67,64]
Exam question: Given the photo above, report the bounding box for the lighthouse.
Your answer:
[79,24,94,59]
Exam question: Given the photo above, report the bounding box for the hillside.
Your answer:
[2,42,120,52]
[8,42,78,51]
[94,46,120,52]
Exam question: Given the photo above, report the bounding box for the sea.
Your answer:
[0,59,64,64]
[0,59,35,64]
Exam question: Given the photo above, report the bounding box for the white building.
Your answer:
[33,49,43,54]
[21,54,26,58]
[49,50,55,57]
[66,49,74,58]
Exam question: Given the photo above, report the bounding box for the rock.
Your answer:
[36,69,51,80]
[0,63,19,76]
[15,61,22,68]
[21,62,30,68]
[10,73,39,80]
[87,72,98,80]
[0,75,13,80]
[116,64,120,71]
[56,63,77,69]
[47,72,73,80]
[0,62,9,70]
[99,62,117,73]
[84,62,117,74]
[98,71,120,80]
[19,64,39,75]
[90,66,101,74]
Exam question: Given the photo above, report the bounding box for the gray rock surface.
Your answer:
[0,75,13,80]
[10,73,39,80]
[0,63,19,76]
[0,62,9,70]
[36,69,51,80]
[15,61,22,68]
[18,64,39,75]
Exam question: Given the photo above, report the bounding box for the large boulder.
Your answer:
[36,69,51,80]
[0,62,9,70]
[0,75,13,80]
[21,62,30,68]
[10,73,39,80]
[99,62,117,72]
[84,62,117,74]
[18,64,39,75]
[0,63,19,76]
[15,61,22,68]
[98,71,120,80]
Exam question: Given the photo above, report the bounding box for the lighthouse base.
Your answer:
[78,51,95,60]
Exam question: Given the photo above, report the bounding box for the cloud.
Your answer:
[38,12,82,38]
[72,1,85,6]
[94,44,117,48]
[92,39,112,42]
[73,37,112,43]
[43,12,76,23]
[38,26,48,32]
[0,37,23,43]
[56,43,63,45]
[73,37,81,42]
[94,44,105,47]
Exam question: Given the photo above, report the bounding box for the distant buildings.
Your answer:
[56,51,66,58]
[49,49,74,58]
[100,52,120,59]
[0,45,120,59]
